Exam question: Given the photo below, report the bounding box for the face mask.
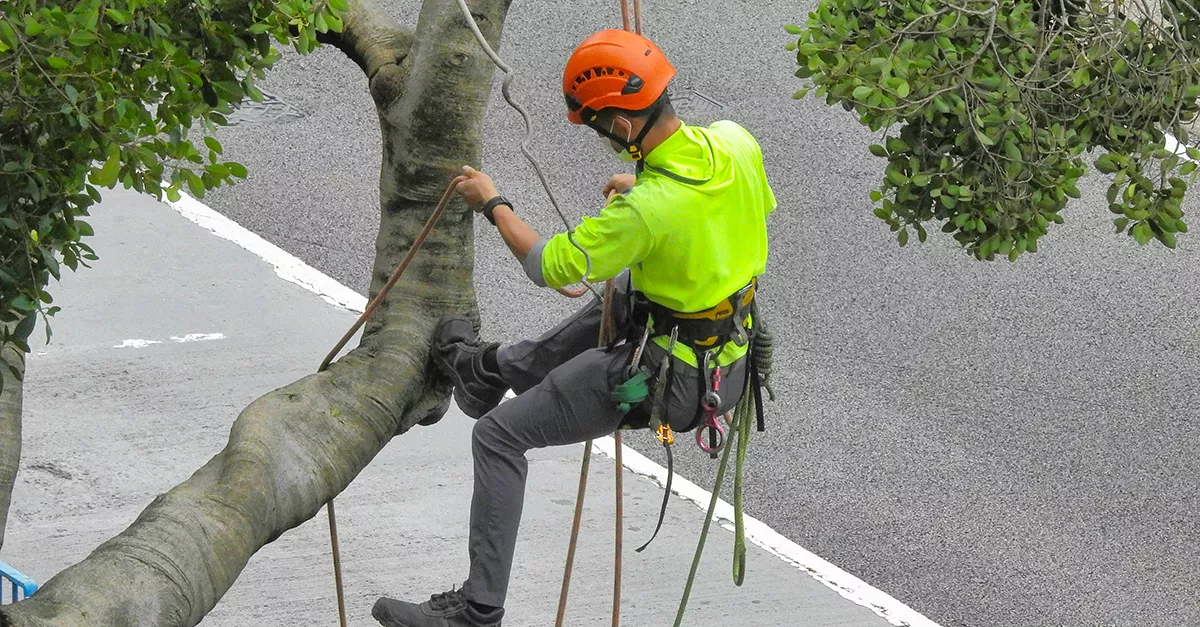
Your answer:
[605,116,638,163]
[608,140,638,162]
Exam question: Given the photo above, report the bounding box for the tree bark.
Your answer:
[0,0,509,624]
[0,330,25,554]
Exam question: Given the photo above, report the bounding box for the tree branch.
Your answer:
[318,0,415,80]
[0,0,512,624]
[0,326,24,554]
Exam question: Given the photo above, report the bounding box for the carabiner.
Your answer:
[695,414,726,455]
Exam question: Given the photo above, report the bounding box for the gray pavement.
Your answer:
[2,188,893,626]
[195,1,1200,626]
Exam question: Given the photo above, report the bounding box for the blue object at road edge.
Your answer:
[0,561,37,604]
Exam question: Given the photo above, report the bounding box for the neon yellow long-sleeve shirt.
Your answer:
[524,120,776,367]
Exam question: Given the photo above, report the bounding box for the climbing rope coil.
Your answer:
[316,1,776,625]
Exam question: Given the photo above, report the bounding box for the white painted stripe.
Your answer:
[592,436,940,627]
[168,192,941,626]
[170,333,226,343]
[166,194,368,313]
[114,339,162,349]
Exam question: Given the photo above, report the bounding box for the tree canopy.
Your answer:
[0,0,345,384]
[789,0,1200,260]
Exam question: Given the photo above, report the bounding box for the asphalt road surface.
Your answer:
[201,1,1200,625]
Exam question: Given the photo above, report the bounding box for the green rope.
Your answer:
[672,389,754,627]
[732,382,753,585]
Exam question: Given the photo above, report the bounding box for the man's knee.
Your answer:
[472,414,516,457]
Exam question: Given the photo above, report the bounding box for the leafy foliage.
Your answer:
[0,0,346,386]
[788,0,1200,260]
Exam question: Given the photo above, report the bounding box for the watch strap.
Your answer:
[481,196,513,226]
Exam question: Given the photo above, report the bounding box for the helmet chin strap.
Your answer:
[589,100,665,170]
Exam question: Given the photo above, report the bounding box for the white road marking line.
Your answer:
[166,194,368,314]
[164,193,944,626]
[170,333,227,343]
[114,339,163,349]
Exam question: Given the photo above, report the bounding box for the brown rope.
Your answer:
[319,179,460,627]
[612,429,624,627]
[555,279,620,627]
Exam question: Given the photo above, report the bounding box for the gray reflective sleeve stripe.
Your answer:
[523,239,549,287]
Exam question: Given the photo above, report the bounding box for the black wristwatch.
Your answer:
[480,196,513,226]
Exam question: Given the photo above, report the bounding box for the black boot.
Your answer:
[431,316,508,419]
[373,588,503,627]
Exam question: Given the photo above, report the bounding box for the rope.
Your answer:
[455,0,600,300]
[319,179,461,627]
[673,388,754,627]
[555,279,620,627]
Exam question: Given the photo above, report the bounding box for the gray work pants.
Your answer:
[461,277,746,607]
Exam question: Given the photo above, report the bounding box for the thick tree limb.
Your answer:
[0,330,24,554]
[0,0,510,625]
[317,0,415,81]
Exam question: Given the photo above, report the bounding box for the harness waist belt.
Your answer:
[632,280,757,349]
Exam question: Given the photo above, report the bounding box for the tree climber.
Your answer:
[373,28,776,627]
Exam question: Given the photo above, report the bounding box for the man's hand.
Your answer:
[452,165,501,209]
[602,174,636,200]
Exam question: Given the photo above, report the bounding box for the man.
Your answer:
[373,28,775,627]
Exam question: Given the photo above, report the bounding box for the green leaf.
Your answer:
[68,30,98,46]
[46,56,69,69]
[1157,230,1177,249]
[105,8,132,24]
[228,162,248,179]
[894,80,910,98]
[204,137,223,154]
[0,20,15,52]
[1113,217,1130,233]
[64,83,78,104]
[785,24,803,34]
[330,0,350,10]
[89,146,121,187]
[869,144,888,158]
[14,311,37,343]
[792,89,809,100]
[885,168,908,186]
[1131,223,1153,245]
[974,127,995,147]
[41,248,60,280]
[897,228,909,246]
[76,220,94,236]
[852,85,872,100]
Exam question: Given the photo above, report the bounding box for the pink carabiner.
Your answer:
[696,414,726,454]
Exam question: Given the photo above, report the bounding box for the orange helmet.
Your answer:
[563,29,676,126]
